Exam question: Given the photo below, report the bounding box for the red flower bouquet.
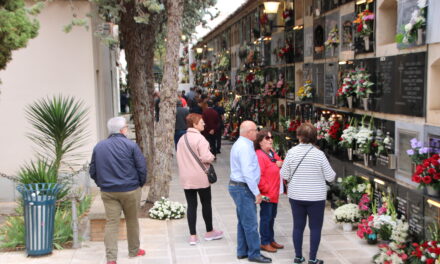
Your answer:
[357,214,376,241]
[373,242,408,264]
[282,9,294,22]
[288,119,301,132]
[410,241,440,264]
[411,154,440,190]
[190,62,197,72]
[259,14,268,25]
[325,119,342,146]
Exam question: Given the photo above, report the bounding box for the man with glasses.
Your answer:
[228,121,272,263]
[90,117,147,264]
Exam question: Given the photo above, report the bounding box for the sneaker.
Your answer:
[204,230,224,241]
[189,236,199,245]
[294,256,305,263]
[308,259,324,264]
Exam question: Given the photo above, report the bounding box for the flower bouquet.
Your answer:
[190,62,197,72]
[396,0,427,45]
[412,154,440,195]
[333,203,361,231]
[337,175,369,203]
[358,193,372,219]
[282,9,294,23]
[149,197,186,220]
[337,71,356,107]
[339,118,359,160]
[353,9,375,51]
[297,80,313,101]
[409,240,440,264]
[352,68,374,106]
[325,25,339,49]
[407,138,430,165]
[355,116,374,166]
[373,242,408,264]
[325,117,342,150]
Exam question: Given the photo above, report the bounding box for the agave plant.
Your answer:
[25,95,89,173]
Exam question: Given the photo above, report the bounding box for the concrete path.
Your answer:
[0,142,378,264]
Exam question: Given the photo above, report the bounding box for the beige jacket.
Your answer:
[176,128,215,189]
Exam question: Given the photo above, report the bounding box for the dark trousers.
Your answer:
[289,199,326,260]
[184,187,213,235]
[259,202,278,245]
[205,134,217,156]
[174,129,187,149]
[215,130,222,153]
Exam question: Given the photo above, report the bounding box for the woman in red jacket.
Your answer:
[254,129,284,253]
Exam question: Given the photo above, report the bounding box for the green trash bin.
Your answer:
[17,183,62,256]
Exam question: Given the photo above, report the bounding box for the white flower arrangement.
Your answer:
[325,25,339,48]
[315,117,330,140]
[396,0,427,44]
[333,203,361,224]
[372,214,396,230]
[339,126,358,149]
[149,197,186,220]
[390,217,409,244]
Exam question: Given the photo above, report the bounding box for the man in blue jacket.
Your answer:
[90,117,147,264]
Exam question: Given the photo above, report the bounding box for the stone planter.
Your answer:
[342,223,353,232]
[426,186,440,197]
[346,96,353,109]
[347,148,353,161]
[363,36,370,51]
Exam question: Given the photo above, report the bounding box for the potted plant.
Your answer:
[333,203,361,231]
[357,215,378,244]
[411,154,440,197]
[337,175,369,203]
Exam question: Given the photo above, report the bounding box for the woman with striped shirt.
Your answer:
[280,123,336,264]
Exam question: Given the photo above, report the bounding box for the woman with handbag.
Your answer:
[280,123,335,264]
[254,130,285,253]
[176,113,223,245]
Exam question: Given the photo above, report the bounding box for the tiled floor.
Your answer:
[0,142,378,264]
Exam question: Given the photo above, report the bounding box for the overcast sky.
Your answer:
[194,0,247,41]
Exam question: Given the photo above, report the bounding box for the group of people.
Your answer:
[174,87,225,157]
[90,114,335,264]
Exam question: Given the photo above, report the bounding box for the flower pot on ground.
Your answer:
[367,236,378,245]
[342,223,353,232]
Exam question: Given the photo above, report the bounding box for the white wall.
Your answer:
[0,1,108,201]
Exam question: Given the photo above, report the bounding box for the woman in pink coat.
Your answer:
[176,113,223,245]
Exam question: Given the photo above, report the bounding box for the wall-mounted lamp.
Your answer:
[196,48,203,54]
[293,25,304,31]
[264,1,280,16]
[207,47,214,51]
[181,35,187,41]
[285,136,291,140]
[427,199,440,208]
[374,178,385,185]
[339,61,347,65]
[356,0,373,5]
[360,176,369,181]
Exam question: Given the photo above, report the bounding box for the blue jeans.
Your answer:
[228,185,261,258]
[259,202,278,245]
[174,129,187,149]
[289,199,326,260]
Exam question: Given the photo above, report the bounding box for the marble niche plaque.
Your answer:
[340,13,355,52]
[304,27,314,58]
[397,129,418,179]
[312,63,325,104]
[408,191,424,240]
[424,199,440,240]
[324,63,338,105]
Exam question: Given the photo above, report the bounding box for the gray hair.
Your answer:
[107,117,127,134]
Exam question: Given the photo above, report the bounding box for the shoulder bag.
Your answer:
[184,135,217,184]
[286,146,314,184]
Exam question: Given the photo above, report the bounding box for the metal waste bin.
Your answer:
[17,183,61,256]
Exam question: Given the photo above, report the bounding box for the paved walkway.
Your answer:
[0,142,378,264]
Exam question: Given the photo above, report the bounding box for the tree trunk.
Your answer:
[120,1,158,183]
[147,0,184,202]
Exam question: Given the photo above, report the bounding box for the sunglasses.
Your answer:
[265,136,273,140]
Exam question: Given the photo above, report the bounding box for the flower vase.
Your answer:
[342,223,353,232]
[426,186,440,197]
[347,148,353,161]
[363,154,369,167]
[362,97,369,111]
[330,46,334,57]
[417,28,423,45]
[346,96,353,109]
[363,36,370,51]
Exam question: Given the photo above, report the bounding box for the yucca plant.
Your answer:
[25,95,89,173]
[18,159,69,200]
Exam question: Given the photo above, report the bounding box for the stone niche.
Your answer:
[324,10,340,59]
[376,0,398,57]
[427,43,440,125]
[427,0,440,44]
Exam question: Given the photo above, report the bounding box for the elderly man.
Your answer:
[90,117,147,264]
[229,121,272,263]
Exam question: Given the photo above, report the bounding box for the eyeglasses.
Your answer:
[265,136,273,140]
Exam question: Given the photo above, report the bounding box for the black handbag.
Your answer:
[184,135,217,184]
